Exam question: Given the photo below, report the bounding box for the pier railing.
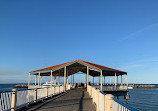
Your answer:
[112,98,139,111]
[92,85,128,91]
[0,85,72,111]
[87,85,139,111]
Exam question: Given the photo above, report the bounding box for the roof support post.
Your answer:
[58,74,60,85]
[71,75,72,85]
[50,70,53,87]
[67,69,68,85]
[86,73,87,86]
[40,76,42,88]
[115,72,117,89]
[104,76,105,85]
[100,70,103,91]
[87,66,89,87]
[54,76,56,86]
[38,72,40,88]
[121,75,123,86]
[126,74,128,88]
[35,75,37,86]
[28,73,30,89]
[73,74,74,84]
[64,66,66,91]
[93,76,94,85]
[117,76,118,85]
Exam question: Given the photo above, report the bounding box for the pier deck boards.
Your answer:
[27,88,96,111]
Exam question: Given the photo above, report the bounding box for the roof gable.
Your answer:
[31,60,127,76]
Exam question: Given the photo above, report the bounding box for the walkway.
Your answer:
[27,88,96,111]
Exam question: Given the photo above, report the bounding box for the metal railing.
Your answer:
[93,85,128,91]
[0,91,12,111]
[112,98,139,111]
[87,85,138,111]
[0,84,73,111]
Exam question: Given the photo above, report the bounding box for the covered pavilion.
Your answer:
[28,60,128,91]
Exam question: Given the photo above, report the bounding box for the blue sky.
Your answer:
[0,0,158,84]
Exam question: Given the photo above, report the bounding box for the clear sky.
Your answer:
[0,0,158,84]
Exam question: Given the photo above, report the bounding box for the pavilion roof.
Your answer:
[31,60,127,76]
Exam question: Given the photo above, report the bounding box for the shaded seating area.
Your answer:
[28,60,128,92]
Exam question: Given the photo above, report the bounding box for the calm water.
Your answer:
[0,84,158,111]
[119,88,158,111]
[0,84,17,92]
[0,84,27,92]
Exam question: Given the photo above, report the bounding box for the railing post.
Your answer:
[105,94,114,111]
[96,89,99,111]
[46,87,48,98]
[11,89,17,111]
[34,89,37,102]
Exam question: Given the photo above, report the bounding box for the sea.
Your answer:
[0,83,28,92]
[0,84,158,111]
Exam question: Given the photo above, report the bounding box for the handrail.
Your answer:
[0,84,74,111]
[92,85,128,91]
[87,85,138,111]
[0,86,50,93]
[113,98,139,111]
[99,91,106,95]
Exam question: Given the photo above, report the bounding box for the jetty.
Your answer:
[128,84,158,89]
[0,60,138,111]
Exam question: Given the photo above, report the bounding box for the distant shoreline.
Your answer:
[129,85,158,89]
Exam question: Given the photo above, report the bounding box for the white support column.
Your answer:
[121,75,123,86]
[104,76,105,85]
[54,76,56,86]
[126,74,128,87]
[64,66,66,90]
[117,76,118,85]
[100,70,103,91]
[28,73,30,89]
[87,66,89,87]
[71,75,72,85]
[35,75,37,86]
[73,74,74,84]
[115,72,117,89]
[40,76,42,87]
[50,70,53,87]
[38,72,40,87]
[93,76,94,85]
[58,70,60,85]
[58,76,60,85]
[67,69,68,85]
[86,73,87,85]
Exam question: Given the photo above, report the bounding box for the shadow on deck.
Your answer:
[24,88,96,111]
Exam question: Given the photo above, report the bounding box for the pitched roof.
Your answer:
[31,60,127,76]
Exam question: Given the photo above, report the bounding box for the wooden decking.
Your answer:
[27,88,96,111]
